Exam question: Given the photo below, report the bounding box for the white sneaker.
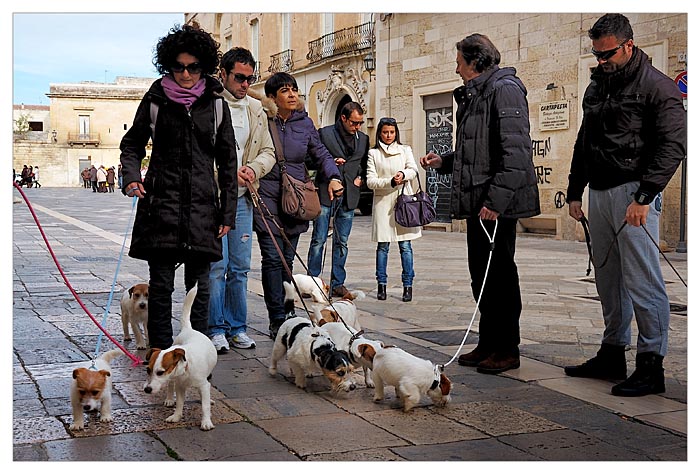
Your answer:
[210,333,229,354]
[230,332,256,349]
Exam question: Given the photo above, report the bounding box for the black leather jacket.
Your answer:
[567,47,686,203]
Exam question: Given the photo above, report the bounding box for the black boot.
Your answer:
[377,283,386,300]
[611,352,665,397]
[402,286,412,302]
[564,343,627,380]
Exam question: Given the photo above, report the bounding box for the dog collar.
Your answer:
[347,329,365,362]
[430,365,441,390]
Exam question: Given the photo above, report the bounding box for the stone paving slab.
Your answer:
[155,422,297,461]
[256,412,409,457]
[42,432,175,461]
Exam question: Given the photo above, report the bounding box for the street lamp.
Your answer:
[363,51,376,82]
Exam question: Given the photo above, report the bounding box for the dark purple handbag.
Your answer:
[394,174,436,227]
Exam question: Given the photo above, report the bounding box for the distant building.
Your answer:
[12,77,152,187]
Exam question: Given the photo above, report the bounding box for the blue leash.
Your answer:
[92,196,139,365]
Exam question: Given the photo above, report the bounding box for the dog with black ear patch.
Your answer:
[269,316,356,394]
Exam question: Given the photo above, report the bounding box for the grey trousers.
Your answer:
[589,181,669,356]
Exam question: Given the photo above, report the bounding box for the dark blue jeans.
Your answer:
[307,200,355,290]
[256,230,300,326]
[147,257,211,349]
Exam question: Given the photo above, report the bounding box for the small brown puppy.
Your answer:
[69,349,124,430]
[121,283,149,349]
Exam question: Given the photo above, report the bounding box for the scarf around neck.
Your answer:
[161,75,206,110]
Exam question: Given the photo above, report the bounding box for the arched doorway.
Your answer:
[334,94,353,123]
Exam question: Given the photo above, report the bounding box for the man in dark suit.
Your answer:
[308,101,369,298]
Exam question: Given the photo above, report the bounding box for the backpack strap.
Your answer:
[149,101,159,141]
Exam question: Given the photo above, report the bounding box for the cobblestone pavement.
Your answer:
[10,187,688,463]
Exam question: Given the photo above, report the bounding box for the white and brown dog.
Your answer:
[121,283,149,349]
[365,345,452,412]
[318,320,385,388]
[269,316,356,394]
[292,273,330,303]
[69,349,124,430]
[143,285,218,430]
[306,286,365,330]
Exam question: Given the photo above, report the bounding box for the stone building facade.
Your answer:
[187,11,687,246]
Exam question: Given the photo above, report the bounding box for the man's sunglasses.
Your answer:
[171,62,202,74]
[591,40,628,61]
[232,73,258,84]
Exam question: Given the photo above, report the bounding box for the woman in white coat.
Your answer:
[366,117,421,302]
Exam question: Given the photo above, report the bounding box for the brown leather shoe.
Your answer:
[457,346,492,367]
[331,285,351,298]
[476,352,520,374]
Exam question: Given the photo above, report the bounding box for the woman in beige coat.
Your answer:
[366,117,421,302]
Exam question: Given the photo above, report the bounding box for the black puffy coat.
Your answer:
[120,76,238,262]
[439,66,540,219]
[567,47,687,202]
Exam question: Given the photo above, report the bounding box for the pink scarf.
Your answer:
[161,75,206,110]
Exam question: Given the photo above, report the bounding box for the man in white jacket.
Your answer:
[208,47,276,353]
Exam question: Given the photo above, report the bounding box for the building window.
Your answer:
[29,121,43,132]
[79,115,90,139]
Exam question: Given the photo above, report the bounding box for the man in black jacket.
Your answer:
[421,34,540,374]
[564,13,686,397]
[308,101,369,298]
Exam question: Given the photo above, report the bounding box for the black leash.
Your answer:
[246,182,357,330]
[579,216,686,287]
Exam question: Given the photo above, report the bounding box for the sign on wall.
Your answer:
[539,100,570,131]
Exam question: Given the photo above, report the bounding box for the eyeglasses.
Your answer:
[232,73,258,84]
[591,40,628,61]
[171,62,203,74]
[379,117,397,125]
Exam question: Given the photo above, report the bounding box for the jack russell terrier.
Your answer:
[143,285,218,430]
[120,283,149,349]
[318,320,385,388]
[69,349,124,430]
[364,345,452,412]
[284,281,365,330]
[292,273,330,303]
[269,316,356,394]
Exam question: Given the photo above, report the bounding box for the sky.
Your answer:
[13,12,185,106]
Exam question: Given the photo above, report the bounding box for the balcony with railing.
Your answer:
[67,132,101,147]
[268,50,295,73]
[307,21,375,64]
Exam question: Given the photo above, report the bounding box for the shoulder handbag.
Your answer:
[268,119,322,221]
[394,173,436,227]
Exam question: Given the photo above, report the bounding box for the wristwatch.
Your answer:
[634,190,653,205]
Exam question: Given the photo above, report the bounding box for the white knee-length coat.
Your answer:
[366,142,422,243]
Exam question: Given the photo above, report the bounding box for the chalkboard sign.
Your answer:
[425,106,454,223]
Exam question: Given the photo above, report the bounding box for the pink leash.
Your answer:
[13,182,143,366]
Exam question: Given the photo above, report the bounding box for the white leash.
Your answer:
[440,218,498,370]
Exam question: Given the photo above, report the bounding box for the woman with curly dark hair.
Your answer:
[120,24,238,350]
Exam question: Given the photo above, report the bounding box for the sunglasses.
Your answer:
[348,119,365,126]
[232,73,258,84]
[591,40,628,61]
[171,62,202,74]
[379,117,397,125]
